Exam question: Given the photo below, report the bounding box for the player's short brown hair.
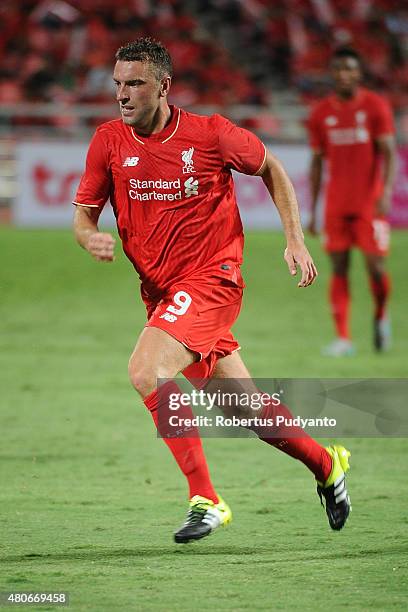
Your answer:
[115,38,173,80]
[331,47,362,65]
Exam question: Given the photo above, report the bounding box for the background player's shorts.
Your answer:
[144,264,244,383]
[324,215,390,255]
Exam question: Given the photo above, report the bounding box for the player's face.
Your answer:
[331,57,361,97]
[113,60,169,128]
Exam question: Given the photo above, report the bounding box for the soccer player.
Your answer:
[308,47,396,356]
[73,38,351,542]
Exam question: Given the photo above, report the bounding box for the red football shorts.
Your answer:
[144,265,244,382]
[324,215,390,255]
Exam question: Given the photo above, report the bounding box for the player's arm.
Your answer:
[72,129,115,262]
[74,205,115,262]
[256,150,317,287]
[306,105,325,236]
[375,134,396,217]
[308,150,324,235]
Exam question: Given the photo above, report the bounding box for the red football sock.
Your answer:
[144,382,218,503]
[330,274,350,339]
[257,399,332,483]
[369,273,391,320]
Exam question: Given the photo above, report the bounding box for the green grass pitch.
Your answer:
[1,227,407,611]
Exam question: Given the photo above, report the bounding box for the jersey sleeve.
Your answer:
[371,96,395,139]
[211,114,266,175]
[308,105,325,153]
[73,128,111,208]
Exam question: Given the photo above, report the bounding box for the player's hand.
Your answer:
[375,190,392,217]
[307,214,319,236]
[86,232,116,262]
[284,242,318,287]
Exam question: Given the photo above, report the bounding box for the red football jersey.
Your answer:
[308,88,394,217]
[74,105,266,299]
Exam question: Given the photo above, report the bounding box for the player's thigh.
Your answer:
[212,350,252,379]
[204,351,260,416]
[324,216,353,254]
[356,217,390,262]
[328,250,350,275]
[182,331,241,390]
[128,326,196,396]
[363,252,387,278]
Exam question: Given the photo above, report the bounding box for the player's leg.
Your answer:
[208,351,351,530]
[128,326,219,505]
[209,352,332,481]
[128,326,194,397]
[323,249,354,356]
[363,252,391,350]
[355,215,391,350]
[142,274,243,542]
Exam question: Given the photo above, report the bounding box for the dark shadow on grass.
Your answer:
[1,544,408,564]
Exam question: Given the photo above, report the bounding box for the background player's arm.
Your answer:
[308,151,324,235]
[375,134,396,217]
[256,150,317,287]
[74,205,116,262]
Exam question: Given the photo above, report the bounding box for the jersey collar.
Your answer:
[329,87,365,109]
[129,105,181,145]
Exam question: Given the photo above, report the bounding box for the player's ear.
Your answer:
[160,76,171,98]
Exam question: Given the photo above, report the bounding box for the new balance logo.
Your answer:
[123,156,140,167]
[159,312,178,323]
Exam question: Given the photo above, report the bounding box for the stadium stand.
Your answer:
[0,1,406,214]
[0,0,406,131]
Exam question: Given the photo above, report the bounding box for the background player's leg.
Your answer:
[364,253,391,350]
[329,250,350,340]
[208,352,332,483]
[128,326,218,502]
[324,250,354,356]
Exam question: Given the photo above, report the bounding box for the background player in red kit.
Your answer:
[308,47,396,356]
[74,38,351,543]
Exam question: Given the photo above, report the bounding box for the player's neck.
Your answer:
[335,87,359,101]
[132,103,172,137]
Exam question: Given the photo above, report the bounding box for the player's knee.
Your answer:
[128,359,156,398]
[128,357,177,398]
[332,263,348,276]
[367,260,385,280]
[369,269,384,282]
[330,253,349,276]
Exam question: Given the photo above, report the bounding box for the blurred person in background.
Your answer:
[308,47,396,356]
